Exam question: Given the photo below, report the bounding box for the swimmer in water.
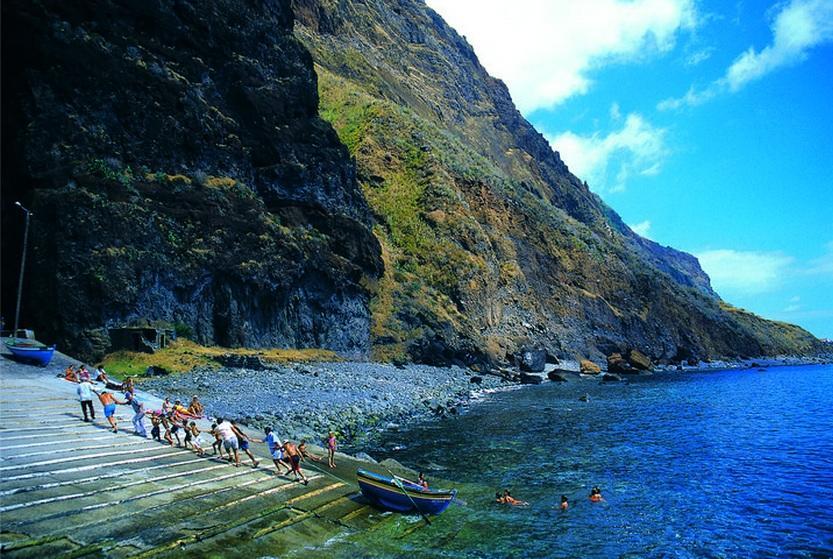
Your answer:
[589,486,603,502]
[560,495,569,510]
[502,489,528,506]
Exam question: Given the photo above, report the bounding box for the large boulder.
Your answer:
[607,353,638,374]
[580,359,601,374]
[517,347,547,372]
[628,349,653,371]
[547,371,568,382]
[519,372,544,385]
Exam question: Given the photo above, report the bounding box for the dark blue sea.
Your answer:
[323,365,833,558]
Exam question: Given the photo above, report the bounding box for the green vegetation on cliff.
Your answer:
[294,0,823,363]
[101,339,338,377]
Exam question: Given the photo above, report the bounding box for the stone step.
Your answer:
[0,459,237,512]
[0,412,134,424]
[0,443,178,475]
[4,463,270,533]
[0,456,207,496]
[1,437,151,461]
[0,433,137,452]
[9,471,283,550]
[122,480,348,558]
[0,449,185,483]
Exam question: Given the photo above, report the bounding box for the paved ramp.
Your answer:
[0,347,387,558]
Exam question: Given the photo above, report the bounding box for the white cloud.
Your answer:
[660,0,833,109]
[548,113,668,192]
[695,249,794,295]
[657,83,721,110]
[426,0,697,113]
[726,0,833,91]
[686,46,715,66]
[630,220,653,238]
[808,240,833,277]
[784,295,802,312]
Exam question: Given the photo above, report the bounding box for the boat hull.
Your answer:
[6,343,56,366]
[357,469,456,515]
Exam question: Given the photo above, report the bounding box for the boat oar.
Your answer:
[380,465,432,525]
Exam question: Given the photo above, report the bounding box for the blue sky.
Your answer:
[427,0,833,339]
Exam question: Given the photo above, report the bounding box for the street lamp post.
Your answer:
[13,201,33,340]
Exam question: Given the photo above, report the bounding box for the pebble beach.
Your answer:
[139,362,505,449]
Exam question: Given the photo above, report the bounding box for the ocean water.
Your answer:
[322,365,833,558]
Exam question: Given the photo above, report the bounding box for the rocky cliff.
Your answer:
[1,0,382,360]
[1,0,820,365]
[290,0,822,363]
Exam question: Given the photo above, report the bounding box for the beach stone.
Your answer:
[607,353,638,374]
[602,373,623,382]
[628,349,653,371]
[517,347,546,372]
[547,371,568,382]
[546,351,560,365]
[580,360,601,374]
[469,375,483,384]
[519,372,544,384]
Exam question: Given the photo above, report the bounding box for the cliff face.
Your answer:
[1,0,382,360]
[291,0,821,363]
[1,0,819,364]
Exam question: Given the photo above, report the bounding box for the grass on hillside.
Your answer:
[718,301,819,353]
[101,339,340,378]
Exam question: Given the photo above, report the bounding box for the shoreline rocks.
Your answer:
[140,361,503,448]
[517,347,547,372]
[580,360,601,374]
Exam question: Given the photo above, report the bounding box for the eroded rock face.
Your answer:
[1,0,381,360]
[291,0,823,363]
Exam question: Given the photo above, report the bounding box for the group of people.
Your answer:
[66,364,339,485]
[495,487,604,508]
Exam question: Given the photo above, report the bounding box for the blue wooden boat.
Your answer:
[356,469,456,515]
[5,341,56,366]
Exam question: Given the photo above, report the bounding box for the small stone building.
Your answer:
[108,327,175,353]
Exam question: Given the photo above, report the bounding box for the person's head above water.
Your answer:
[265,427,272,434]
[561,495,568,502]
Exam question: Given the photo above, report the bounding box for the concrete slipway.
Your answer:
[0,342,421,558]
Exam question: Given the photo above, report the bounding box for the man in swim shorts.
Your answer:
[282,440,309,485]
[95,390,127,433]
